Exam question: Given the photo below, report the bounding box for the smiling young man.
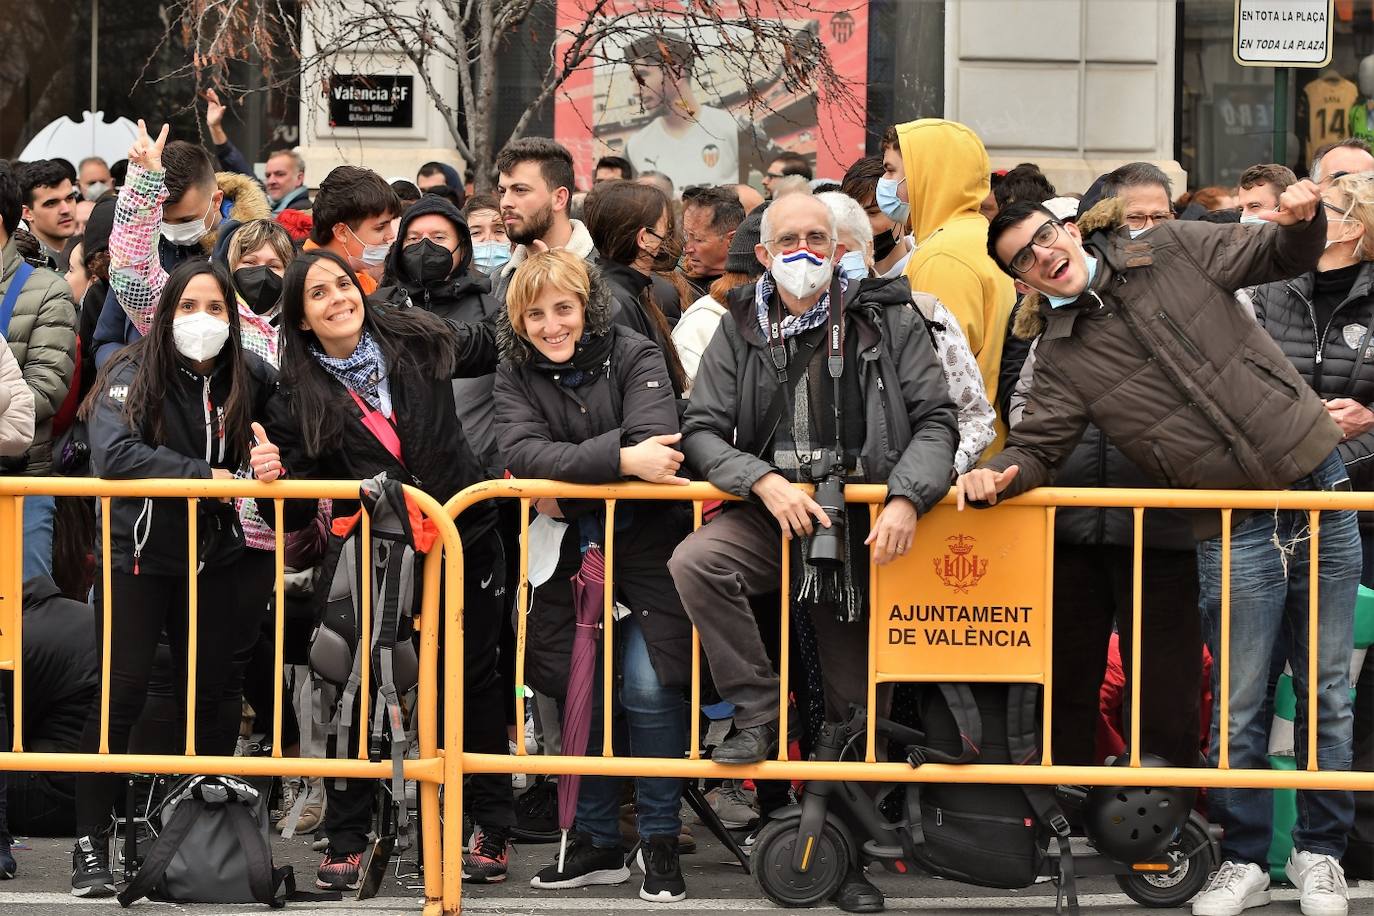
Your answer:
[958,181,1360,916]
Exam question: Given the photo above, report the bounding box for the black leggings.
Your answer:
[75,566,242,838]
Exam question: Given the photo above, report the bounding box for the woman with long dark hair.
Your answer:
[583,180,688,395]
[494,250,693,902]
[69,259,278,897]
[247,248,515,890]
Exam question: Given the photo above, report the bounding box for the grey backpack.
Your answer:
[305,474,422,848]
[116,775,293,908]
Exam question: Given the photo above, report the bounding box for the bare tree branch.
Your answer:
[144,0,864,191]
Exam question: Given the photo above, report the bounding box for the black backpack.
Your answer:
[116,775,293,908]
[904,683,1079,908]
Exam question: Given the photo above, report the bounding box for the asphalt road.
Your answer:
[0,828,1367,915]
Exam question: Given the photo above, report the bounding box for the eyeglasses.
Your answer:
[768,231,832,251]
[1322,200,1352,220]
[1123,211,1173,230]
[1007,219,1062,274]
[765,172,786,181]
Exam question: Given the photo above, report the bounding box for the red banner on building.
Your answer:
[553,1,869,191]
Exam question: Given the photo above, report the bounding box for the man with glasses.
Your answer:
[680,185,745,299]
[1091,161,1176,237]
[762,151,812,199]
[670,191,957,912]
[961,179,1361,916]
[1311,137,1374,187]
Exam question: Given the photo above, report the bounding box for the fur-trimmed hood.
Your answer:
[201,171,272,256]
[1012,196,1126,340]
[495,260,617,365]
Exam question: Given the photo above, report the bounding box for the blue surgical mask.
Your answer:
[876,176,910,223]
[1128,227,1149,239]
[1239,213,1269,225]
[472,240,512,275]
[839,249,869,281]
[1045,253,1098,309]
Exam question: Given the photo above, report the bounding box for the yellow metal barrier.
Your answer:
[442,479,1374,915]
[0,476,459,916]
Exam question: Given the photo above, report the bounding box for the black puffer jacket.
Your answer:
[89,350,278,575]
[1251,260,1374,529]
[261,320,500,545]
[376,196,504,474]
[683,272,958,514]
[594,258,681,389]
[492,267,692,699]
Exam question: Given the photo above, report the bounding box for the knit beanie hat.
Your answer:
[724,206,767,276]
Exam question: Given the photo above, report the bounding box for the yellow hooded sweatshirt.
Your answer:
[897,119,1014,454]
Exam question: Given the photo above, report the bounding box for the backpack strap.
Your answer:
[368,539,413,849]
[0,261,35,338]
[116,785,204,908]
[223,800,289,908]
[333,538,366,790]
[1003,684,1079,916]
[905,684,982,767]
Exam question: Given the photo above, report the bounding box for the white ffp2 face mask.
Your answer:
[161,198,215,247]
[173,311,231,362]
[770,248,833,298]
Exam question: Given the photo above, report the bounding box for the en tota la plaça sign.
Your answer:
[1234,0,1334,68]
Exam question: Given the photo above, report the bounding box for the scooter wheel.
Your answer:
[1116,818,1216,908]
[752,816,853,908]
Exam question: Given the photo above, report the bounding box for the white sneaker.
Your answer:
[1192,861,1271,916]
[1286,849,1348,916]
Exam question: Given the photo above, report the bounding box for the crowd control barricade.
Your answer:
[443,479,1374,915]
[0,476,460,916]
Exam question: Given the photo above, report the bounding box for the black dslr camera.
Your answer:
[806,450,847,568]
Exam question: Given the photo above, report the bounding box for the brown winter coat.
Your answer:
[982,197,1340,514]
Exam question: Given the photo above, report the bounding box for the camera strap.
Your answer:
[767,276,847,468]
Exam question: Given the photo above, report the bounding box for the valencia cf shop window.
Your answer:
[1182,0,1374,185]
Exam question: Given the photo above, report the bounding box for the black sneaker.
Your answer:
[529,834,629,889]
[70,835,114,897]
[0,841,14,879]
[512,778,561,843]
[638,835,687,903]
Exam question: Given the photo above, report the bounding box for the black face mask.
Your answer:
[872,226,899,263]
[402,238,457,284]
[232,266,283,315]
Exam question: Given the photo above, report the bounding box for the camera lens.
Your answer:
[807,476,846,569]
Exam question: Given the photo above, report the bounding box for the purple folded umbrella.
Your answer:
[557,544,606,870]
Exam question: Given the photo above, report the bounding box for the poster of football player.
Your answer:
[553,1,868,191]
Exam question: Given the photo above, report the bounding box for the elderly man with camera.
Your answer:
[669,191,959,767]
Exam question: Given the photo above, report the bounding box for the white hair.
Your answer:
[759,192,838,249]
[817,191,873,251]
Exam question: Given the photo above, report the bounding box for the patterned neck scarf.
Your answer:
[310,330,388,411]
[755,271,847,341]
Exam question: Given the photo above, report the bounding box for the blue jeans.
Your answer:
[1197,451,1358,865]
[572,614,687,848]
[21,494,54,582]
